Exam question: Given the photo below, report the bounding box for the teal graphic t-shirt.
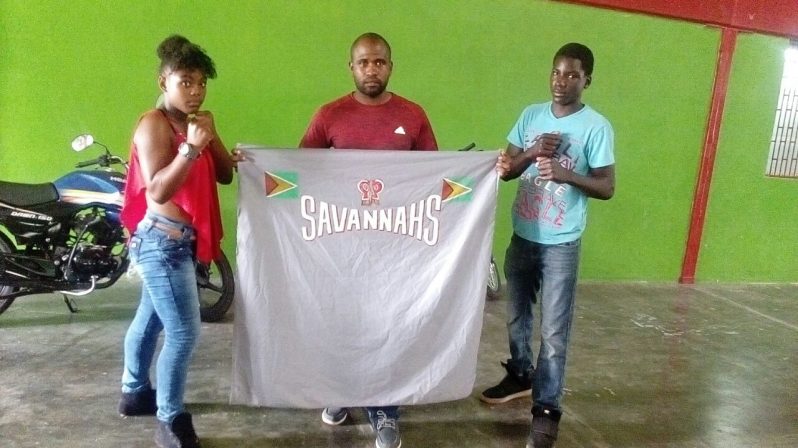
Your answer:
[506,102,615,244]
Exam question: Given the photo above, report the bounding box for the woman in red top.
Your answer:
[117,34,238,448]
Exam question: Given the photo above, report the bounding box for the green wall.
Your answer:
[1,0,792,282]
[698,34,797,282]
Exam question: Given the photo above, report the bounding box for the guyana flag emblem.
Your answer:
[264,171,298,198]
[441,177,473,203]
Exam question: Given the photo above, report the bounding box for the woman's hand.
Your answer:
[230,146,246,170]
[186,111,215,150]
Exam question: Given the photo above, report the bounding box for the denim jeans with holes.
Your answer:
[121,212,200,423]
[503,233,580,411]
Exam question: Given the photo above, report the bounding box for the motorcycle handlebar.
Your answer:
[75,158,101,168]
[74,154,127,169]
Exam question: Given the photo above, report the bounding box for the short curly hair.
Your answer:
[554,42,593,76]
[157,34,217,79]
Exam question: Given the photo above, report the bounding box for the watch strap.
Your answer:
[179,142,200,160]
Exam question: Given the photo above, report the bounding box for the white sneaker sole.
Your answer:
[479,388,532,404]
[321,409,348,425]
[376,439,402,448]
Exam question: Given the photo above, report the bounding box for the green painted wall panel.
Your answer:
[698,33,797,282]
[0,0,747,280]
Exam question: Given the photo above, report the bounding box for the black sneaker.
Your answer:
[525,406,561,448]
[370,410,401,448]
[155,412,201,448]
[118,387,156,417]
[479,362,532,404]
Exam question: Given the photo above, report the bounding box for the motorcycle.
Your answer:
[0,135,234,322]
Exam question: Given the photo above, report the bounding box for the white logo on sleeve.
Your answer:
[394,126,406,135]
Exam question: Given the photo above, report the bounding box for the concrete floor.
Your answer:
[0,280,796,448]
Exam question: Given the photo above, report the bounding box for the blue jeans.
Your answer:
[121,212,200,423]
[503,233,580,411]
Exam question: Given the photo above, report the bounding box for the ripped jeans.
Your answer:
[503,234,580,411]
[121,212,200,423]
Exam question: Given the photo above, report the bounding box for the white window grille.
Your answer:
[766,41,798,178]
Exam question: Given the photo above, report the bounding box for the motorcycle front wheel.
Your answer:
[196,251,235,323]
[0,237,16,314]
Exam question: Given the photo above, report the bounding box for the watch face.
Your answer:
[179,142,197,159]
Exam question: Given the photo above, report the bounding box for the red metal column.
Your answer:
[679,27,738,284]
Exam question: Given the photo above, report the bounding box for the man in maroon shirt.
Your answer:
[299,32,438,448]
[300,33,437,151]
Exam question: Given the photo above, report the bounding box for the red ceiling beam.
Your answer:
[556,0,798,38]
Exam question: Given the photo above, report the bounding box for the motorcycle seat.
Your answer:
[0,180,59,207]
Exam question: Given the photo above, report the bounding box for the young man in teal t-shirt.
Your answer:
[484,42,616,448]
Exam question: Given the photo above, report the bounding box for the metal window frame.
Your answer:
[766,39,798,178]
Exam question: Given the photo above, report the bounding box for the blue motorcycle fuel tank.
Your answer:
[53,170,125,222]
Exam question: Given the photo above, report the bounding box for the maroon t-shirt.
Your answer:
[299,93,438,151]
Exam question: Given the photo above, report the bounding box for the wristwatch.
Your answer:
[178,142,200,160]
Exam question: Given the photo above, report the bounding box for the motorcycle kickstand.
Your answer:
[63,294,79,313]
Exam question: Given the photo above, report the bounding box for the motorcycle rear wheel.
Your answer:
[196,251,235,323]
[0,237,17,314]
[486,256,502,301]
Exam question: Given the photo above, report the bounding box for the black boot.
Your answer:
[526,405,561,448]
[155,412,201,448]
[118,387,156,417]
